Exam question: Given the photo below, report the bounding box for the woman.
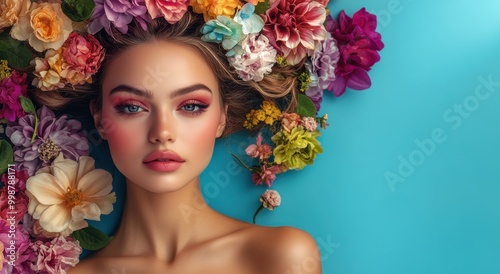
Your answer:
[30,11,322,274]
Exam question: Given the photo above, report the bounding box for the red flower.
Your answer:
[261,0,327,65]
[327,8,384,96]
[0,71,28,122]
[0,169,29,225]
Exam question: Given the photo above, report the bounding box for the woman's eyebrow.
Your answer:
[109,85,153,98]
[108,84,212,98]
[169,84,212,98]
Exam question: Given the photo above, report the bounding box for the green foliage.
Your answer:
[71,226,113,251]
[62,0,95,22]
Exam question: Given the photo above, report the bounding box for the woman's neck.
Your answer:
[101,177,221,262]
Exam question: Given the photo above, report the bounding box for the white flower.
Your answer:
[26,153,116,237]
[229,34,277,82]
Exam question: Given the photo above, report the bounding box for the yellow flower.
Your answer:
[32,49,65,91]
[10,2,72,52]
[0,60,11,80]
[0,0,30,30]
[26,154,116,237]
[191,0,241,21]
[254,109,266,121]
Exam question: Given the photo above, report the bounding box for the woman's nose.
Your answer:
[148,111,176,144]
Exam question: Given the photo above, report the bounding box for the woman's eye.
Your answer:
[115,104,144,114]
[180,102,208,113]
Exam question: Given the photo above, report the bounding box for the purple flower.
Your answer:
[6,106,89,176]
[0,71,28,122]
[0,220,35,273]
[306,34,339,110]
[88,0,150,36]
[326,9,384,96]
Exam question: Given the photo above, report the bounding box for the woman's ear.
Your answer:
[216,104,228,138]
[90,102,107,140]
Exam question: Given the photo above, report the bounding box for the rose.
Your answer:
[145,0,189,24]
[11,2,72,52]
[0,0,31,30]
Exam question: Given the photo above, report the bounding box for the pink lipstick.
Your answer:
[143,150,185,172]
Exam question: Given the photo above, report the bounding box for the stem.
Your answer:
[30,112,39,144]
[231,153,255,172]
[252,205,264,224]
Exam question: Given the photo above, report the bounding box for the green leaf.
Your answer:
[0,140,14,175]
[62,0,95,22]
[296,93,317,117]
[0,33,32,69]
[71,226,113,251]
[254,0,270,15]
[19,96,36,113]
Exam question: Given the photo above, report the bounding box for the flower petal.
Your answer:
[78,169,113,197]
[39,204,71,233]
[26,173,65,205]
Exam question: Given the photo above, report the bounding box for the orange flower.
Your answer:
[191,0,241,21]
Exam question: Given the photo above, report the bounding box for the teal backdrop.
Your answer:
[88,0,500,273]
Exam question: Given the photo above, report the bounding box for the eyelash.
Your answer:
[113,100,209,117]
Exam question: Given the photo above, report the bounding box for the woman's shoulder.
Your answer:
[239,225,322,274]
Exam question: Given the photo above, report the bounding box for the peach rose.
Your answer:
[0,0,31,31]
[11,2,72,52]
[280,112,302,132]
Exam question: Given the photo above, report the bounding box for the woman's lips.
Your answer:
[143,150,185,172]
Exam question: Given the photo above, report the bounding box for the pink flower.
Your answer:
[0,220,34,273]
[0,169,29,224]
[245,133,273,161]
[251,164,282,187]
[30,236,81,274]
[301,117,318,131]
[327,9,384,96]
[0,70,28,122]
[145,0,189,24]
[60,32,105,86]
[261,0,327,65]
[260,189,281,210]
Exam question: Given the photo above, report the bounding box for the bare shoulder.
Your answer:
[241,226,322,274]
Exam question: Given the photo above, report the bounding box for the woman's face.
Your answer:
[95,41,226,193]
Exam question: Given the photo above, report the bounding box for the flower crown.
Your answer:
[0,0,383,272]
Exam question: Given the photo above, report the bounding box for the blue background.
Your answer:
[202,1,500,273]
[89,0,500,273]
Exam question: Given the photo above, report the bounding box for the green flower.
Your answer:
[271,126,323,170]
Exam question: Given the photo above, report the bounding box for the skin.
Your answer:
[68,42,321,274]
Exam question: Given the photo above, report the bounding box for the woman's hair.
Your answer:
[30,11,302,136]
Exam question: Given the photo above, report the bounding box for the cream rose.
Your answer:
[0,0,31,30]
[10,2,72,52]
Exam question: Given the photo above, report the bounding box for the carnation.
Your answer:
[0,220,34,273]
[229,34,277,82]
[60,32,105,86]
[30,236,81,274]
[6,105,89,176]
[145,0,189,24]
[260,189,281,210]
[0,70,28,122]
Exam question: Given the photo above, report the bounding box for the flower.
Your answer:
[26,154,116,236]
[302,117,318,132]
[10,2,73,52]
[280,112,301,132]
[6,105,89,176]
[0,59,11,80]
[0,169,29,224]
[245,133,273,161]
[0,220,34,273]
[233,3,264,35]
[0,70,28,122]
[0,0,31,31]
[271,126,323,170]
[0,241,4,271]
[32,49,65,91]
[30,236,82,274]
[145,0,189,24]
[306,34,339,110]
[191,0,241,21]
[251,164,282,186]
[327,9,384,96]
[261,0,327,65]
[229,34,277,81]
[243,101,281,129]
[201,15,244,56]
[60,32,105,86]
[88,0,150,35]
[260,189,281,210]
[252,189,281,223]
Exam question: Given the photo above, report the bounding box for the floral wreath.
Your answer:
[0,0,383,273]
